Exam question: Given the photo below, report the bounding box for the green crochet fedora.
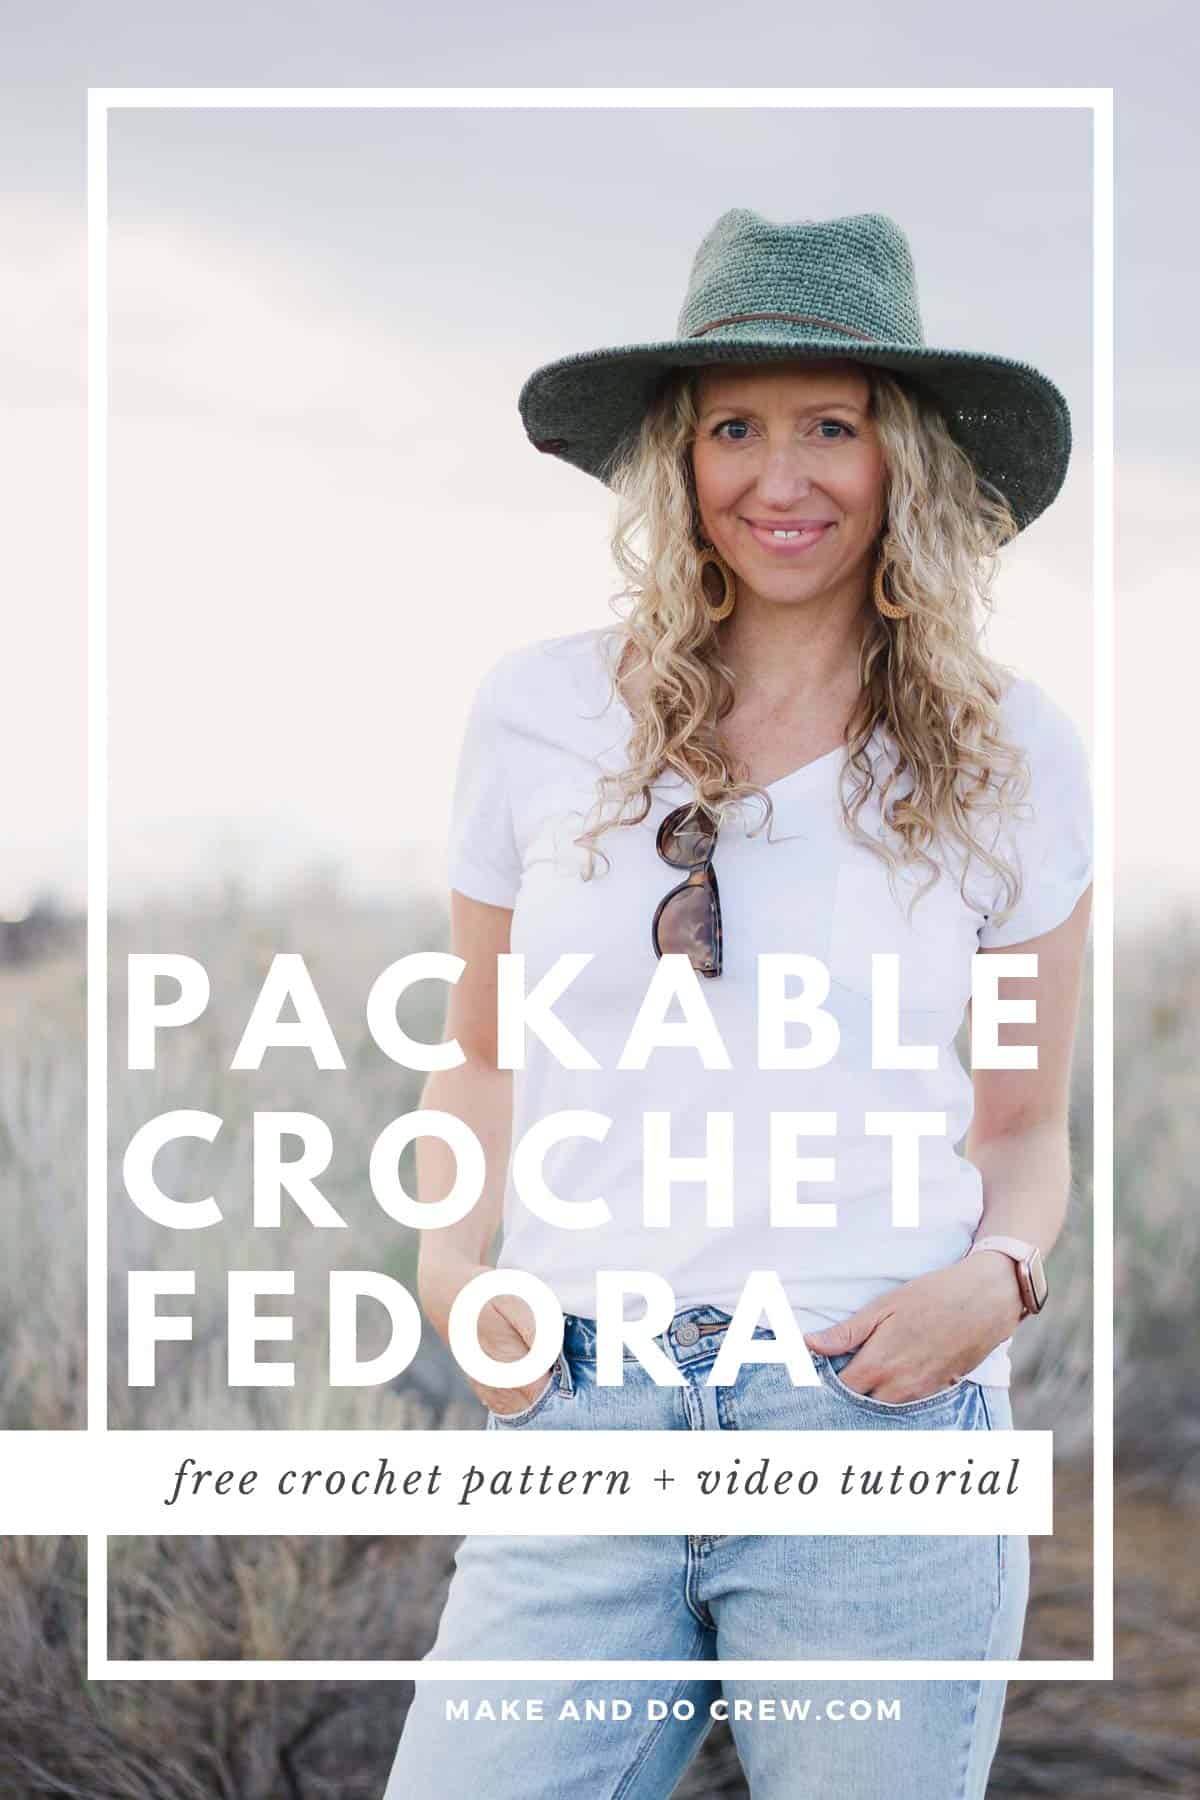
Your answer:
[518,208,1071,534]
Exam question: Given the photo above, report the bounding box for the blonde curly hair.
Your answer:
[573,358,1031,923]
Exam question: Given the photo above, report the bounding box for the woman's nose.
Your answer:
[753,453,816,505]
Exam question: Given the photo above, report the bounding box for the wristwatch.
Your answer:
[963,1235,1048,1317]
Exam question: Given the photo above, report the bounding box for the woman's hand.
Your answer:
[468,1285,559,1417]
[802,1254,1027,1402]
[422,1257,558,1417]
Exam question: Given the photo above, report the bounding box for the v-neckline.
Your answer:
[593,625,847,797]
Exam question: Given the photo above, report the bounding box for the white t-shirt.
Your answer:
[447,624,1093,1386]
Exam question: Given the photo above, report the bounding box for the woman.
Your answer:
[385,210,1092,1798]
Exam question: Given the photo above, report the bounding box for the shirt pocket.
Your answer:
[827,855,976,1017]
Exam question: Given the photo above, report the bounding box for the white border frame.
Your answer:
[86,85,1113,1682]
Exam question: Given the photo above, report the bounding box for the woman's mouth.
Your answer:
[742,521,835,555]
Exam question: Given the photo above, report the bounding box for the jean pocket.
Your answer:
[817,1352,971,1418]
[485,1354,573,1427]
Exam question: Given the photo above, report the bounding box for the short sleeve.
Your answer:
[977,680,1093,948]
[446,655,523,908]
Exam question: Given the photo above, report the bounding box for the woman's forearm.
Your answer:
[415,1059,512,1342]
[964,1114,1073,1258]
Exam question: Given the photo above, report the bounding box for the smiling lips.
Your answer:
[742,520,835,554]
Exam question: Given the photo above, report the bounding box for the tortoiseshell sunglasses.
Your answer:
[651,802,722,978]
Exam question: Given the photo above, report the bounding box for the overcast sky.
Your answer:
[0,2,1193,930]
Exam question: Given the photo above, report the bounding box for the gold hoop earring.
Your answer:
[872,550,910,620]
[698,542,736,621]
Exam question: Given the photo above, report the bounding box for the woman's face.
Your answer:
[689,360,887,615]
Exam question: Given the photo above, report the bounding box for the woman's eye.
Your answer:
[711,418,855,442]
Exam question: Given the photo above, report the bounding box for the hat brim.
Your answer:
[518,334,1071,534]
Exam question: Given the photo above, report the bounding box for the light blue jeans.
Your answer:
[384,1305,1029,1799]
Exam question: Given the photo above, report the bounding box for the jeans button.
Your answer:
[676,1321,701,1346]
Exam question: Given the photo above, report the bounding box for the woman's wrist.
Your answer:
[961,1247,1028,1329]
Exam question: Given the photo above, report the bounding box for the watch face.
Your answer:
[1026,1247,1048,1310]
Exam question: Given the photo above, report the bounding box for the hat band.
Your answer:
[688,311,878,341]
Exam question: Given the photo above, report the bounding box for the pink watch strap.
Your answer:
[966,1234,1038,1260]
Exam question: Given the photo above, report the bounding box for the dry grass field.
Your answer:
[0,881,1196,1797]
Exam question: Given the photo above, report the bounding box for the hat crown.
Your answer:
[677,209,926,351]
